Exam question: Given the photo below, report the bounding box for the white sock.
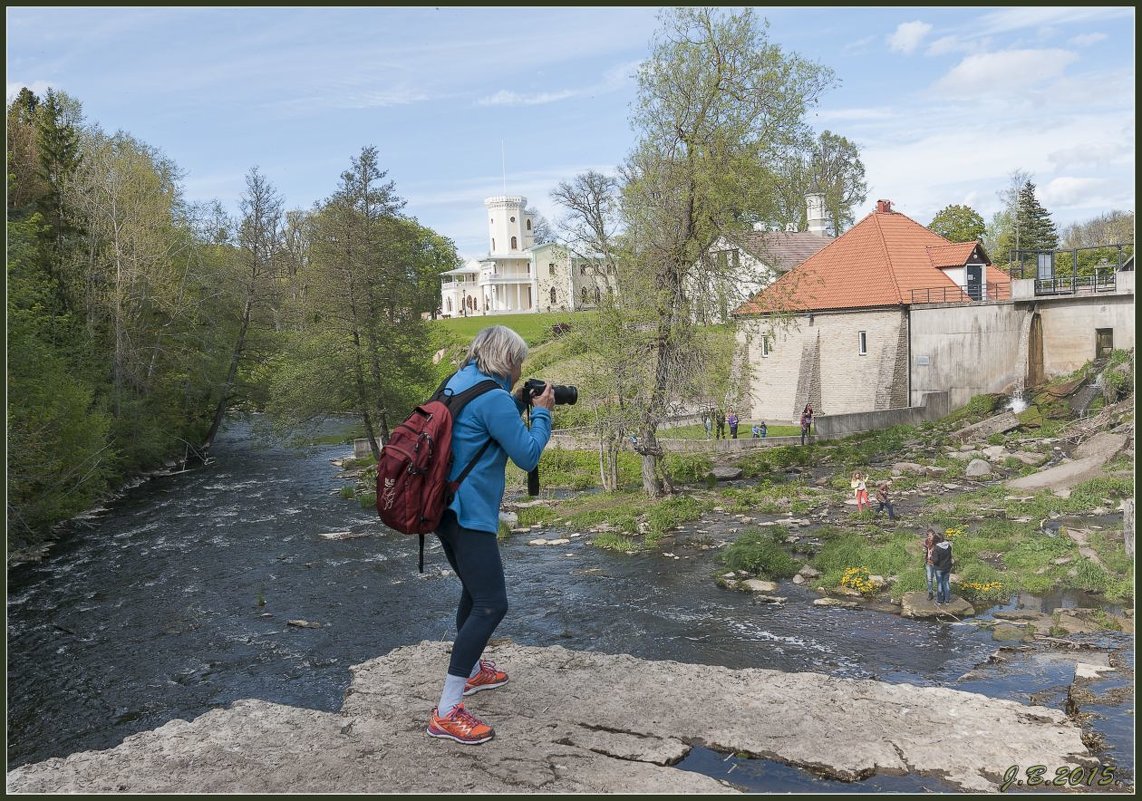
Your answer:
[468,659,482,679]
[437,673,469,717]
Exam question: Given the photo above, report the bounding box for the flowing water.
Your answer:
[6,418,1133,790]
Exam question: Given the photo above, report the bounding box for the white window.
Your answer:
[858,331,867,356]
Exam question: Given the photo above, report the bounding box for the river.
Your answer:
[5,418,1133,790]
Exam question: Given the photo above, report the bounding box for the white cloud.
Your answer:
[924,36,963,57]
[476,59,639,107]
[933,49,1078,96]
[1048,140,1134,171]
[1038,177,1110,207]
[888,21,933,54]
[975,7,1134,37]
[478,89,579,107]
[1069,32,1108,47]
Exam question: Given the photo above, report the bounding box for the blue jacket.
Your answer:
[443,362,552,533]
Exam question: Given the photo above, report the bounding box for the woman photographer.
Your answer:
[426,325,555,745]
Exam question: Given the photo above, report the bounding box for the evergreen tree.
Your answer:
[1014,180,1058,254]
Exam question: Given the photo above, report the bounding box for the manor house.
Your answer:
[438,195,614,317]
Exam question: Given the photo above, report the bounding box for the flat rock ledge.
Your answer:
[7,642,1095,794]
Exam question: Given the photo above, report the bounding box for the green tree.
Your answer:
[7,213,113,543]
[805,130,867,235]
[267,146,446,455]
[928,204,986,243]
[618,7,833,495]
[984,168,1031,266]
[1014,180,1058,254]
[202,166,285,451]
[6,87,47,216]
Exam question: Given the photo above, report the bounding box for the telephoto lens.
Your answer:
[524,378,578,405]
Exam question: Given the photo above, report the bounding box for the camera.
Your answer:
[522,378,578,406]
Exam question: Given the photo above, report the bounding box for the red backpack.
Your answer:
[376,375,499,571]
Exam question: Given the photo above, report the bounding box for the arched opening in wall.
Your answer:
[511,236,518,250]
[1028,313,1045,388]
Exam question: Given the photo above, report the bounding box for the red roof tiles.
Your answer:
[733,207,997,315]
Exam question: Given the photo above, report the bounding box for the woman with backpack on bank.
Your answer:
[426,325,556,745]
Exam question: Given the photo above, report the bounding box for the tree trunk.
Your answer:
[202,298,252,452]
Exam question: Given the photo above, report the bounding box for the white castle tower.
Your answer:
[806,193,829,236]
[484,195,534,256]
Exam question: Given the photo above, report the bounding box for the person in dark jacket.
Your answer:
[426,325,555,745]
[931,532,954,604]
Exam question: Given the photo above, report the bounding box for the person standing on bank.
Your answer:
[715,409,726,439]
[426,325,555,745]
[875,481,897,521]
[923,528,938,601]
[703,413,712,439]
[931,531,954,605]
[727,409,739,439]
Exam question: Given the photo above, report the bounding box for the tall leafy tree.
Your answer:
[928,203,986,243]
[6,87,48,215]
[984,168,1032,266]
[805,130,867,235]
[7,212,113,541]
[618,6,833,495]
[202,166,284,451]
[269,146,448,456]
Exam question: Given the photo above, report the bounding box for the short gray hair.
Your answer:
[463,325,528,379]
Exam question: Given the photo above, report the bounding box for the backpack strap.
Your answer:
[442,378,502,485]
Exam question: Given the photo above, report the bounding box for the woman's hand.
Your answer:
[531,382,555,411]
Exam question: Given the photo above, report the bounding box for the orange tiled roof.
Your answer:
[925,242,977,269]
[733,207,995,315]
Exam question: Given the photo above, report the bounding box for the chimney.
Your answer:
[805,193,828,235]
[876,199,893,213]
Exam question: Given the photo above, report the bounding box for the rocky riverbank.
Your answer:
[4,640,1111,794]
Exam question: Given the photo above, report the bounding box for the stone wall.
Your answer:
[738,308,908,423]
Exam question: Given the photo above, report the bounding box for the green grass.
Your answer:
[719,527,800,579]
[431,311,595,349]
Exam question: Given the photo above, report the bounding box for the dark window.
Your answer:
[526,219,532,230]
[858,331,867,355]
[511,236,518,250]
[550,287,557,304]
[548,263,556,276]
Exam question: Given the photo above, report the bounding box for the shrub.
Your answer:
[646,495,708,535]
[592,532,636,552]
[663,453,714,485]
[719,528,799,579]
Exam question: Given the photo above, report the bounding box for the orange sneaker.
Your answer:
[426,704,494,744]
[463,659,509,696]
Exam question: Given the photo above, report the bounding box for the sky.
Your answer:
[6,6,1136,261]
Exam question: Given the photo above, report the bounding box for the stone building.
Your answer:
[438,195,611,317]
[733,199,1010,422]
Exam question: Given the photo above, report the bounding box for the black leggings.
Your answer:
[435,510,508,678]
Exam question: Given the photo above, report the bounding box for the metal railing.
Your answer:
[909,282,1010,304]
[1033,272,1117,295]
